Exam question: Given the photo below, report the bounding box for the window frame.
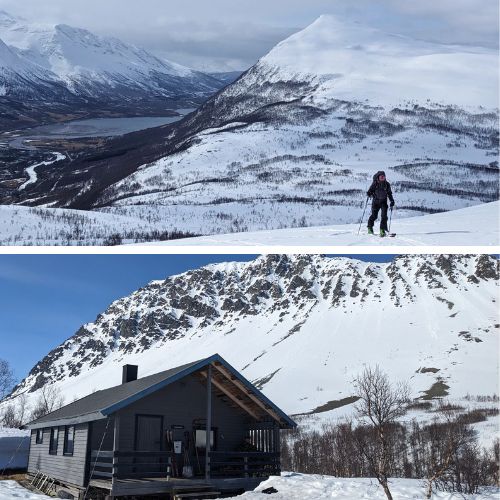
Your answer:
[35,428,43,445]
[49,427,59,455]
[63,425,75,456]
[194,427,217,450]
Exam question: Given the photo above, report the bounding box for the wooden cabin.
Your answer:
[25,354,296,499]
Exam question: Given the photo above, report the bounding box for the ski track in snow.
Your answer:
[18,152,65,191]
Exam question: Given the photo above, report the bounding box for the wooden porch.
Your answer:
[88,476,265,497]
[89,449,280,497]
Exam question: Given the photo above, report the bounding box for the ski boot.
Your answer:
[368,227,374,235]
[380,229,386,237]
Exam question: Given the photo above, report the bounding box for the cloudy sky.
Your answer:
[0,0,498,71]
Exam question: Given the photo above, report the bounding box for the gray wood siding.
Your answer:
[27,423,89,487]
[90,417,114,451]
[116,374,252,453]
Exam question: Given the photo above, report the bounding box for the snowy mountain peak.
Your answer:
[0,10,221,108]
[254,14,498,108]
[6,255,498,416]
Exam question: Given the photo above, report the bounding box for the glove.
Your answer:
[367,192,373,198]
[390,201,395,208]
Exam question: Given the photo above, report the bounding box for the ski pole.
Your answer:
[357,197,369,235]
[389,206,394,233]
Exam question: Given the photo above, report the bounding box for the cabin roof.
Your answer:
[25,354,296,429]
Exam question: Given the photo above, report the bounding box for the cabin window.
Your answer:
[35,429,43,444]
[195,428,216,449]
[63,425,75,456]
[49,427,59,455]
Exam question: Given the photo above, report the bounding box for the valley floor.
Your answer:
[154,201,499,246]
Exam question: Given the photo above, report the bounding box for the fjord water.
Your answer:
[18,111,196,140]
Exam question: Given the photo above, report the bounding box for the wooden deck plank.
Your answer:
[90,476,265,496]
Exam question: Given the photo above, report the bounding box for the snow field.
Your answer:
[155,201,500,246]
[229,473,499,499]
[0,481,50,500]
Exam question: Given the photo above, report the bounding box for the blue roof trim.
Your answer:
[102,353,296,428]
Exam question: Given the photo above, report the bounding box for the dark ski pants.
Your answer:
[368,200,388,231]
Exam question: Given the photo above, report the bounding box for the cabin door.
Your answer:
[135,415,163,476]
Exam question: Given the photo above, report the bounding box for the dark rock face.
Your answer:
[12,254,498,396]
[475,254,499,280]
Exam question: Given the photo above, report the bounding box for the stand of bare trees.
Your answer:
[1,384,65,428]
[282,367,499,497]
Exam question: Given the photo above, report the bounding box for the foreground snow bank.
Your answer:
[232,473,499,499]
[158,201,499,247]
[0,481,50,499]
[0,427,30,470]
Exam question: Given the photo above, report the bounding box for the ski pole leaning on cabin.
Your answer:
[357,196,369,235]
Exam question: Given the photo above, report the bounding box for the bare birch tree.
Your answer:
[353,366,410,500]
[0,359,15,401]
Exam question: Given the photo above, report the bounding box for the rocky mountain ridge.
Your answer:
[7,254,498,415]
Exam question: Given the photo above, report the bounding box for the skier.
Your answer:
[366,171,395,237]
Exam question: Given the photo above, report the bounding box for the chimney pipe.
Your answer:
[122,364,138,384]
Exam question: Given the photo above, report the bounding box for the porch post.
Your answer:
[274,424,281,475]
[205,364,212,481]
[112,416,120,488]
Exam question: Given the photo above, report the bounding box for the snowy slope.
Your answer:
[0,38,64,98]
[87,15,498,237]
[256,15,498,108]
[0,189,496,247]
[3,255,498,421]
[156,201,500,247]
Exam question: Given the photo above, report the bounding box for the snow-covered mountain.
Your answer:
[5,254,498,417]
[0,37,67,99]
[80,15,497,236]
[0,11,224,129]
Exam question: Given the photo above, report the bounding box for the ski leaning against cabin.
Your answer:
[24,355,295,499]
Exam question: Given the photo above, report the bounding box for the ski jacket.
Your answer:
[367,170,394,203]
